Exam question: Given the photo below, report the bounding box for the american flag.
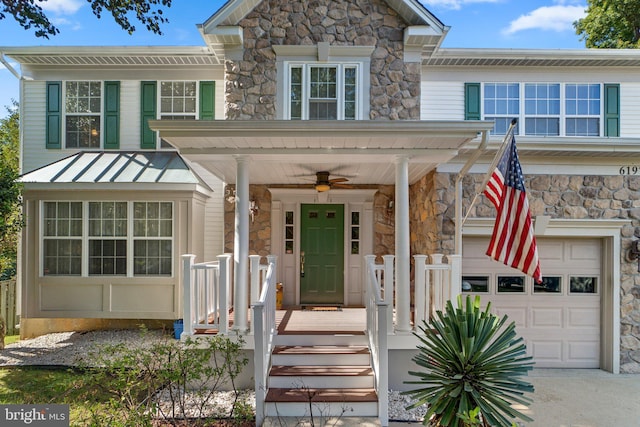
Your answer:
[484,135,542,283]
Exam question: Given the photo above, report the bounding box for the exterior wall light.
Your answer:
[627,230,640,272]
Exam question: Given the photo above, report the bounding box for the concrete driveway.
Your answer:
[390,369,640,427]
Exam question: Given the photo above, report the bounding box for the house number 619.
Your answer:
[619,166,639,175]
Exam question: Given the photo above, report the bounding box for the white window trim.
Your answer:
[481,82,605,137]
[273,43,373,120]
[40,200,175,278]
[284,62,363,120]
[63,81,104,150]
[156,80,201,150]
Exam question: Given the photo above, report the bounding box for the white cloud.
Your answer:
[421,0,501,10]
[503,4,586,35]
[37,0,84,15]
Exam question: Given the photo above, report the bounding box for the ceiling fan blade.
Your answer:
[329,177,349,183]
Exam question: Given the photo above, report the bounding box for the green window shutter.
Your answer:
[604,84,620,137]
[140,81,157,149]
[199,81,215,120]
[464,83,481,120]
[46,81,62,149]
[104,81,120,149]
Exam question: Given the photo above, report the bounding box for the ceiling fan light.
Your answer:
[315,183,331,192]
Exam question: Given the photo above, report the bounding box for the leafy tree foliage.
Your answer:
[0,101,22,279]
[0,0,172,38]
[574,0,640,48]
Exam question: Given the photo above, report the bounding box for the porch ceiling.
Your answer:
[149,120,494,185]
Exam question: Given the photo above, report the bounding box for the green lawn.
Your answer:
[0,367,107,426]
[4,335,19,346]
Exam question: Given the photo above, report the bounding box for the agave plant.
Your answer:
[403,295,534,426]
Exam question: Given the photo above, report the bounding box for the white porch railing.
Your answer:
[181,253,232,336]
[413,254,462,327]
[364,255,389,426]
[252,256,278,427]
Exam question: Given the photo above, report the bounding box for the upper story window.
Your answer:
[468,82,619,137]
[288,64,359,120]
[565,84,601,136]
[160,81,197,120]
[46,80,120,150]
[65,81,102,148]
[524,83,561,136]
[484,83,520,135]
[140,80,215,149]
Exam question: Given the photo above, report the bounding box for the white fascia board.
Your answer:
[1,46,211,57]
[432,47,640,62]
[23,182,213,196]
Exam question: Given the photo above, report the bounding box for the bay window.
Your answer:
[42,201,173,277]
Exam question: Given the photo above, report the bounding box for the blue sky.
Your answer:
[0,0,588,118]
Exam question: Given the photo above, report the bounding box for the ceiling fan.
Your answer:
[313,171,351,192]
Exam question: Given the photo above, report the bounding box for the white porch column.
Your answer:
[233,155,250,332]
[395,155,411,333]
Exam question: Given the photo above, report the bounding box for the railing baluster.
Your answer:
[252,255,277,427]
[365,255,389,427]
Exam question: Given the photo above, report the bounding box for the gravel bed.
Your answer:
[0,330,427,422]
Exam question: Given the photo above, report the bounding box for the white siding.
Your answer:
[620,82,640,137]
[216,80,225,120]
[21,77,224,173]
[21,80,69,174]
[187,162,225,261]
[119,80,140,150]
[421,80,464,120]
[422,67,640,138]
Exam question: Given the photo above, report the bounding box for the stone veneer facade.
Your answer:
[217,0,640,373]
[225,0,420,121]
[409,172,640,374]
[225,163,640,374]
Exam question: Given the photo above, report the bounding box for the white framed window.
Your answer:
[133,202,173,276]
[64,81,102,148]
[565,84,600,136]
[481,82,604,137]
[484,83,520,135]
[287,63,361,120]
[159,81,198,120]
[43,202,83,275]
[524,83,561,136]
[157,81,200,149]
[88,202,128,275]
[41,201,174,277]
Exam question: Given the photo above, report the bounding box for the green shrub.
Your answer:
[404,295,534,427]
[82,331,249,426]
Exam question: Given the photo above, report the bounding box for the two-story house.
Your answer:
[3,0,640,424]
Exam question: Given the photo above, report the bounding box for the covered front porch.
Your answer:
[150,118,494,425]
[179,251,461,426]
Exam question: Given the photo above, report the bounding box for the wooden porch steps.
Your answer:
[265,340,379,419]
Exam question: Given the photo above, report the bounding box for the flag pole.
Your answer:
[461,118,518,226]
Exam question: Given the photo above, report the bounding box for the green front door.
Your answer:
[300,204,344,305]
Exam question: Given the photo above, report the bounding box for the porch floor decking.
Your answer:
[193,307,367,335]
[276,308,366,335]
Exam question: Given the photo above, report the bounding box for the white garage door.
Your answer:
[462,237,601,368]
